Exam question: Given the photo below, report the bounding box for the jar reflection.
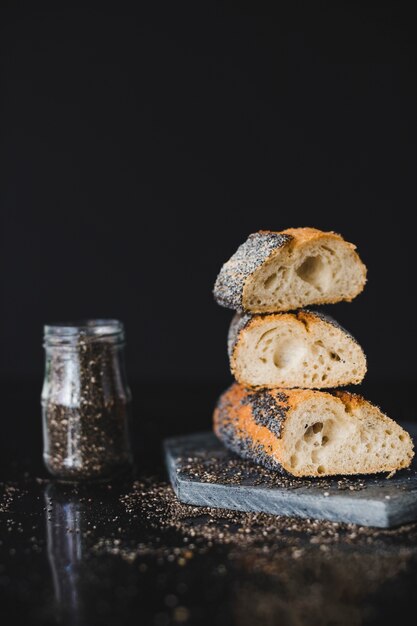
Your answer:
[45,483,88,625]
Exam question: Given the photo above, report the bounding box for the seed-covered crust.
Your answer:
[213,383,292,472]
[213,231,292,311]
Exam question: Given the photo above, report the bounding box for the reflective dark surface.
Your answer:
[1,380,417,626]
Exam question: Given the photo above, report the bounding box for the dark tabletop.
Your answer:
[1,380,417,626]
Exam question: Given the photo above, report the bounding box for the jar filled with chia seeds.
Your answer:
[42,320,133,481]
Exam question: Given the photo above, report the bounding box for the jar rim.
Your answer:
[44,319,124,338]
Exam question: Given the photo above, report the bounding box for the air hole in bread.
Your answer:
[329,351,341,361]
[385,430,392,435]
[399,434,405,441]
[311,450,319,463]
[304,426,314,441]
[321,245,335,256]
[321,435,329,445]
[317,465,325,474]
[273,339,306,369]
[296,255,330,291]
[264,272,278,289]
[304,422,323,441]
[290,454,298,468]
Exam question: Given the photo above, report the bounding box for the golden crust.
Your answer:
[281,227,355,249]
[332,390,390,421]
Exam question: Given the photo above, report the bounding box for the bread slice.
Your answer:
[228,309,366,389]
[213,227,367,313]
[213,384,414,477]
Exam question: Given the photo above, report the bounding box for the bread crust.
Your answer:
[228,309,366,388]
[213,383,291,472]
[213,384,414,476]
[213,231,292,311]
[213,227,367,313]
[281,227,347,246]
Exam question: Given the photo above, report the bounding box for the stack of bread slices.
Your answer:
[213,227,414,477]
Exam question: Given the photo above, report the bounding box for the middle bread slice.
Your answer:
[228,310,366,388]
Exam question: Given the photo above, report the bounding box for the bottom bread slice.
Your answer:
[213,383,414,477]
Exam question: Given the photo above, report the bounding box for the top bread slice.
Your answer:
[213,227,367,313]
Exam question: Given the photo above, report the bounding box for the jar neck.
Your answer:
[43,319,125,348]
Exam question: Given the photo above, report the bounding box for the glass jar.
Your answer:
[42,319,133,481]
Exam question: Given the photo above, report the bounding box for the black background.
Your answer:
[1,1,416,385]
[0,7,416,625]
